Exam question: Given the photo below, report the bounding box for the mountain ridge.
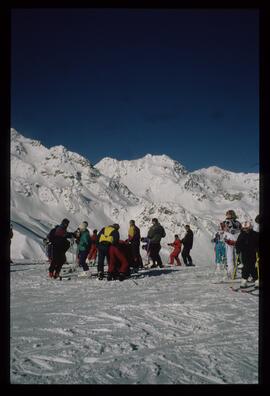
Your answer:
[10,128,259,262]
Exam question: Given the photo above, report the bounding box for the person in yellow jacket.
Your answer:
[96,224,120,280]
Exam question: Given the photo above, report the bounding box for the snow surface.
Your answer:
[10,258,258,384]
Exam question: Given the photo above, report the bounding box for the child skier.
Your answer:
[211,225,226,271]
[235,221,259,288]
[168,235,182,266]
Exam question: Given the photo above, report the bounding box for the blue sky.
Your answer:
[11,8,259,172]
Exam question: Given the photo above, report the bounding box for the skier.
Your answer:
[211,224,226,271]
[127,220,143,270]
[107,241,130,281]
[74,227,81,265]
[97,223,128,280]
[235,221,259,288]
[47,218,74,279]
[223,210,242,279]
[77,222,92,277]
[87,229,98,265]
[168,235,182,266]
[146,218,166,268]
[181,225,194,266]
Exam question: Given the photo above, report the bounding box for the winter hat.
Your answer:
[61,218,70,226]
[79,223,87,231]
[242,221,253,230]
[226,210,237,219]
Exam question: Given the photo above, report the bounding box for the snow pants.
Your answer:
[78,250,89,271]
[215,242,226,265]
[169,248,181,265]
[130,242,143,268]
[225,244,235,276]
[108,245,129,274]
[97,243,110,274]
[182,247,193,266]
[87,244,97,262]
[49,239,70,275]
[149,243,163,267]
[242,257,258,281]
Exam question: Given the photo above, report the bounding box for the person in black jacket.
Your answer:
[181,225,194,266]
[47,218,74,279]
[147,218,166,268]
[235,221,259,288]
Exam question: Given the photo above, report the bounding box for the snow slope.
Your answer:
[10,259,258,384]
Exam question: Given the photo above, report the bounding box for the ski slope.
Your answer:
[10,258,258,384]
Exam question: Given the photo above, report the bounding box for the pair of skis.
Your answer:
[230,283,259,296]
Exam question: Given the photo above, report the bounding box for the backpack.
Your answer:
[47,226,57,243]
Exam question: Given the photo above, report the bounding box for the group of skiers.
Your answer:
[44,217,195,281]
[211,210,260,289]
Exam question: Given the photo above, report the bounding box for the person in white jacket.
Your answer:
[222,210,242,279]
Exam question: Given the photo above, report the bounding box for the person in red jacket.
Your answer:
[168,235,182,266]
[87,229,98,265]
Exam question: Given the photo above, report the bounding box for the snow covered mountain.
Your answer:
[10,128,259,263]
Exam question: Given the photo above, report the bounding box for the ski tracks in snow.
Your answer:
[10,262,259,384]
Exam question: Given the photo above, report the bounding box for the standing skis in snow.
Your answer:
[235,221,259,289]
[168,235,182,266]
[222,210,241,279]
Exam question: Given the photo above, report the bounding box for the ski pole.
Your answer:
[256,252,259,280]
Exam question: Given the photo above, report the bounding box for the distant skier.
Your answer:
[222,210,241,279]
[77,222,92,277]
[47,218,74,279]
[181,225,194,266]
[168,235,182,266]
[235,221,259,288]
[127,220,143,270]
[146,218,166,268]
